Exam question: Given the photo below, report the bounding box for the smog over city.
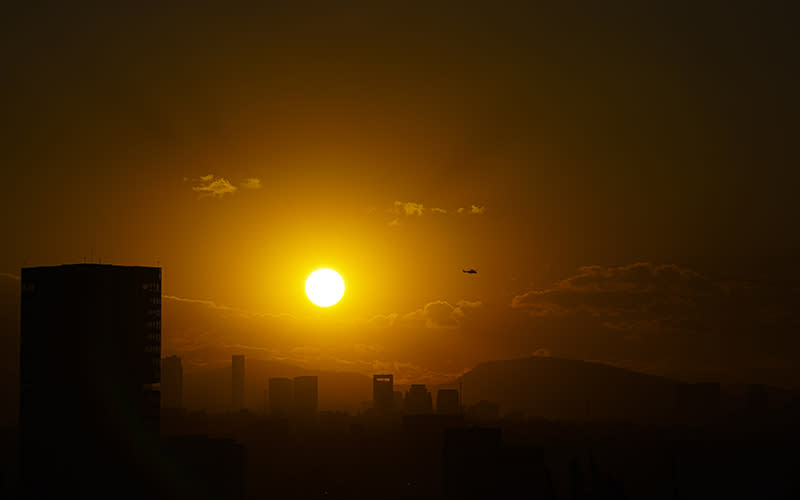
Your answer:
[1,3,799,499]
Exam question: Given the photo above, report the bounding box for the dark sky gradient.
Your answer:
[2,2,798,392]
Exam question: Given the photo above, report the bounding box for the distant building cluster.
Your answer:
[370,374,465,417]
[264,371,320,418]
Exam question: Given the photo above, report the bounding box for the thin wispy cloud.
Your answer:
[387,201,484,225]
[191,174,238,198]
[163,294,293,319]
[457,205,486,215]
[364,299,482,329]
[189,174,262,198]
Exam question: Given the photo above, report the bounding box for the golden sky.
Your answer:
[1,3,799,386]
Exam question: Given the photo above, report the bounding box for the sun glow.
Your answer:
[305,269,345,307]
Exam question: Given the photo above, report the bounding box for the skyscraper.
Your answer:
[232,354,245,410]
[373,374,394,414]
[20,264,161,498]
[293,375,318,416]
[269,377,293,416]
[162,355,183,409]
[436,389,460,415]
[404,384,433,414]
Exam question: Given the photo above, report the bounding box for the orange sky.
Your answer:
[1,3,799,387]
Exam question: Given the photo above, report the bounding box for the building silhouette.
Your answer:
[373,374,394,414]
[466,400,500,421]
[293,376,318,416]
[20,264,161,498]
[443,427,502,498]
[232,354,245,410]
[436,388,460,415]
[162,355,183,409]
[404,384,433,414]
[747,384,769,413]
[675,382,721,423]
[161,435,245,500]
[269,377,293,416]
[393,390,404,410]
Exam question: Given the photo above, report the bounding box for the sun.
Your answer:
[305,269,345,307]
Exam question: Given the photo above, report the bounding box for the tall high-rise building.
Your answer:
[20,264,161,498]
[269,377,293,416]
[436,389,460,415]
[373,374,394,414]
[293,375,318,416]
[232,354,245,410]
[404,384,433,414]
[162,355,183,409]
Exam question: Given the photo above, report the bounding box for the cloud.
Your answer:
[393,200,424,216]
[387,202,484,224]
[353,343,385,354]
[240,177,262,189]
[401,299,483,329]
[511,263,718,325]
[422,301,461,328]
[163,294,292,319]
[164,294,234,311]
[359,312,399,328]
[470,204,486,215]
[506,261,800,384]
[191,174,238,198]
[457,205,486,215]
[508,262,786,340]
[360,300,482,330]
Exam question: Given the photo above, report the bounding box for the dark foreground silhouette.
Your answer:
[3,404,800,499]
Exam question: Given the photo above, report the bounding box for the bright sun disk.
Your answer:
[305,269,345,307]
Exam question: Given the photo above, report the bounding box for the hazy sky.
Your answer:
[2,3,798,386]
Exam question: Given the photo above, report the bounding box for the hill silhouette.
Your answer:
[458,356,681,423]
